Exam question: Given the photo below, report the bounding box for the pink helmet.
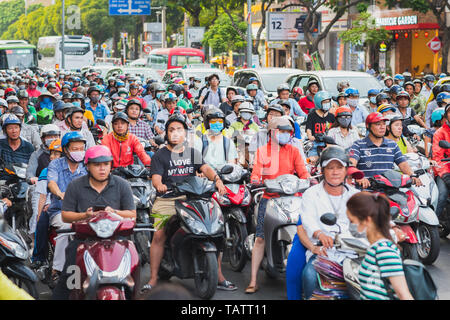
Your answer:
[84,145,113,165]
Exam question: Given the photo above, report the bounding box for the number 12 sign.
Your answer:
[267,12,320,41]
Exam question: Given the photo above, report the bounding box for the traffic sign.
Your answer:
[101,43,107,50]
[143,44,152,54]
[109,0,150,15]
[427,36,442,54]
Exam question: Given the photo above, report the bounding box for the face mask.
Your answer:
[90,97,99,104]
[347,99,358,107]
[369,97,377,104]
[72,101,81,107]
[43,97,51,104]
[19,85,26,90]
[349,222,367,238]
[337,117,352,128]
[399,81,404,86]
[44,138,56,148]
[210,122,224,133]
[240,112,252,120]
[69,150,85,163]
[276,132,291,145]
[194,83,200,89]
[322,102,331,111]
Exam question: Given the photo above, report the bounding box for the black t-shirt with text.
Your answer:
[150,146,205,188]
[306,110,335,136]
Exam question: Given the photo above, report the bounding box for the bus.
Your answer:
[37,35,94,71]
[0,40,39,71]
[147,47,205,77]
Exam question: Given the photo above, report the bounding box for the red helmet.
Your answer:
[84,145,113,165]
[335,106,352,118]
[365,112,388,128]
[292,87,303,96]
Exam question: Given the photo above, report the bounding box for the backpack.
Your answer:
[201,134,230,162]
[203,88,223,105]
[378,258,437,300]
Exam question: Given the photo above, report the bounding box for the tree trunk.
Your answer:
[441,27,449,73]
[134,17,140,59]
[253,0,274,58]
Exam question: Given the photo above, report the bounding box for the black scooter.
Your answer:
[158,176,224,299]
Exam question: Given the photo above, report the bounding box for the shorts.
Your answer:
[307,141,325,158]
[151,195,187,230]
[255,198,269,239]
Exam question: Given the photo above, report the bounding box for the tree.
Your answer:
[385,0,450,72]
[203,13,247,54]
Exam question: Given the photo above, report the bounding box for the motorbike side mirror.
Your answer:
[157,119,165,124]
[154,135,165,145]
[143,109,151,114]
[390,206,400,220]
[320,213,337,226]
[96,119,106,127]
[87,119,94,128]
[439,140,450,149]
[220,165,234,175]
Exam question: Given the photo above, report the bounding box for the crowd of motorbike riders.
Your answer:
[0,66,448,301]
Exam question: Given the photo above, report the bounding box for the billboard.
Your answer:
[267,12,320,41]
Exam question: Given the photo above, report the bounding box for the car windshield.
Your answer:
[322,76,383,98]
[259,72,295,92]
[2,48,36,69]
[185,70,231,87]
[60,41,90,56]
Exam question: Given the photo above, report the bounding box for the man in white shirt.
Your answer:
[198,74,226,108]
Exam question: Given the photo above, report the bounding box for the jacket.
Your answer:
[432,122,450,178]
[102,132,151,168]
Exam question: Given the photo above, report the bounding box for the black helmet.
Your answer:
[165,113,188,133]
[53,100,66,112]
[319,145,349,168]
[62,92,73,100]
[204,107,225,130]
[112,111,129,124]
[440,83,450,93]
[71,92,84,100]
[432,84,442,98]
[266,104,284,115]
[87,86,101,96]
[389,85,402,95]
[126,98,142,112]
[168,83,184,97]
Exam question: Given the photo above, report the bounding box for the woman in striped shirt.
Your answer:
[346,192,413,300]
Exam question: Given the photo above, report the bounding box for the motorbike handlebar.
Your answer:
[56,228,73,234]
[135,223,153,229]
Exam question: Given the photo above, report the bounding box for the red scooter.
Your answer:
[56,211,153,300]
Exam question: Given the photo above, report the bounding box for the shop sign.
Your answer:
[376,15,417,27]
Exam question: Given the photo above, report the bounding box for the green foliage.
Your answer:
[384,0,430,13]
[339,12,391,47]
[203,13,246,54]
[0,0,42,37]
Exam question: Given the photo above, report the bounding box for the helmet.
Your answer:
[432,84,442,98]
[249,77,258,83]
[165,112,188,132]
[319,145,349,168]
[53,100,66,112]
[4,87,16,97]
[385,113,403,126]
[344,87,359,97]
[167,83,184,97]
[266,104,284,115]
[126,98,142,111]
[40,124,60,137]
[6,96,19,104]
[278,99,291,108]
[17,90,29,99]
[2,113,21,130]
[47,82,57,89]
[87,86,101,96]
[10,106,24,117]
[112,111,129,124]
[440,83,450,93]
[204,107,225,130]
[431,107,445,125]
[292,87,303,96]
[163,92,177,102]
[71,92,84,100]
[336,92,348,99]
[65,106,84,120]
[49,139,62,152]
[413,79,423,86]
[307,79,320,89]
[62,92,73,100]
[436,92,450,106]
[337,80,350,92]
[246,84,258,92]
[84,145,113,165]
[231,95,245,105]
[238,101,255,114]
[389,84,402,95]
[403,81,414,89]
[0,99,7,108]
[334,106,352,118]
[61,131,86,149]
[365,112,388,128]
[313,91,332,109]
[267,115,293,132]
[383,75,393,83]
[377,103,396,114]
[423,74,435,83]
[439,73,447,78]
[396,90,410,100]
[394,74,404,81]
[276,83,290,94]
[367,89,380,96]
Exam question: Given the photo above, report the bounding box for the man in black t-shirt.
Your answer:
[145,113,227,292]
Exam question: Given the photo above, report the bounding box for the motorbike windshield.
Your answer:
[175,176,215,195]
[375,170,412,189]
[264,174,310,195]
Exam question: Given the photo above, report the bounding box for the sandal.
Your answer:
[140,284,153,294]
[245,285,258,294]
[217,280,237,291]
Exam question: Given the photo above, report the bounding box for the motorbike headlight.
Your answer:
[84,249,131,282]
[0,235,28,260]
[241,187,251,206]
[89,219,121,238]
[180,209,208,235]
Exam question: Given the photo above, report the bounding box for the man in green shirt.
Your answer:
[18,90,37,123]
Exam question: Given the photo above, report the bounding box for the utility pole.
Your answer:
[162,6,167,48]
[61,0,65,70]
[247,0,252,68]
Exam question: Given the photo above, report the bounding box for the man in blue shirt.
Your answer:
[345,87,369,126]
[270,83,307,117]
[0,114,34,180]
[85,86,109,123]
[349,112,421,189]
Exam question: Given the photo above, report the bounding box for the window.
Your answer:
[59,41,90,56]
[295,76,311,93]
[170,55,203,67]
[148,54,168,68]
[1,49,36,69]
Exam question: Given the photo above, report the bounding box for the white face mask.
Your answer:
[347,99,358,107]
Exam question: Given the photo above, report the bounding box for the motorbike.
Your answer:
[232,129,257,169]
[212,164,251,272]
[367,170,440,265]
[87,119,107,145]
[436,140,450,238]
[55,211,153,300]
[245,174,310,279]
[0,210,39,298]
[158,176,224,300]
[112,164,155,266]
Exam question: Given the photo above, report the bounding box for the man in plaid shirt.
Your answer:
[126,99,155,143]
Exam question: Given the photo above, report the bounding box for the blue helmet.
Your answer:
[368,89,380,96]
[431,107,445,124]
[439,73,447,79]
[61,131,86,149]
[436,92,450,105]
[2,113,21,130]
[313,91,332,109]
[53,100,66,112]
[394,74,404,81]
[344,87,359,97]
[389,84,403,95]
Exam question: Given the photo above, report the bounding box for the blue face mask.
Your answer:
[43,97,51,104]
[72,101,81,107]
[322,102,331,111]
[369,97,377,104]
[210,122,224,133]
[399,81,404,86]
[276,132,291,145]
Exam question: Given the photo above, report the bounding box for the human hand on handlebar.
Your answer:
[356,178,371,189]
[312,246,328,257]
[318,233,334,249]
[84,207,96,219]
[216,179,227,196]
[412,176,423,187]
[156,183,168,194]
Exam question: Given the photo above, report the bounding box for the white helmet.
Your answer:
[40,124,61,138]
[0,98,7,108]
[238,101,255,114]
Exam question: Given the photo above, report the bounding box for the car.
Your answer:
[232,67,303,99]
[285,70,383,108]
[161,66,231,87]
